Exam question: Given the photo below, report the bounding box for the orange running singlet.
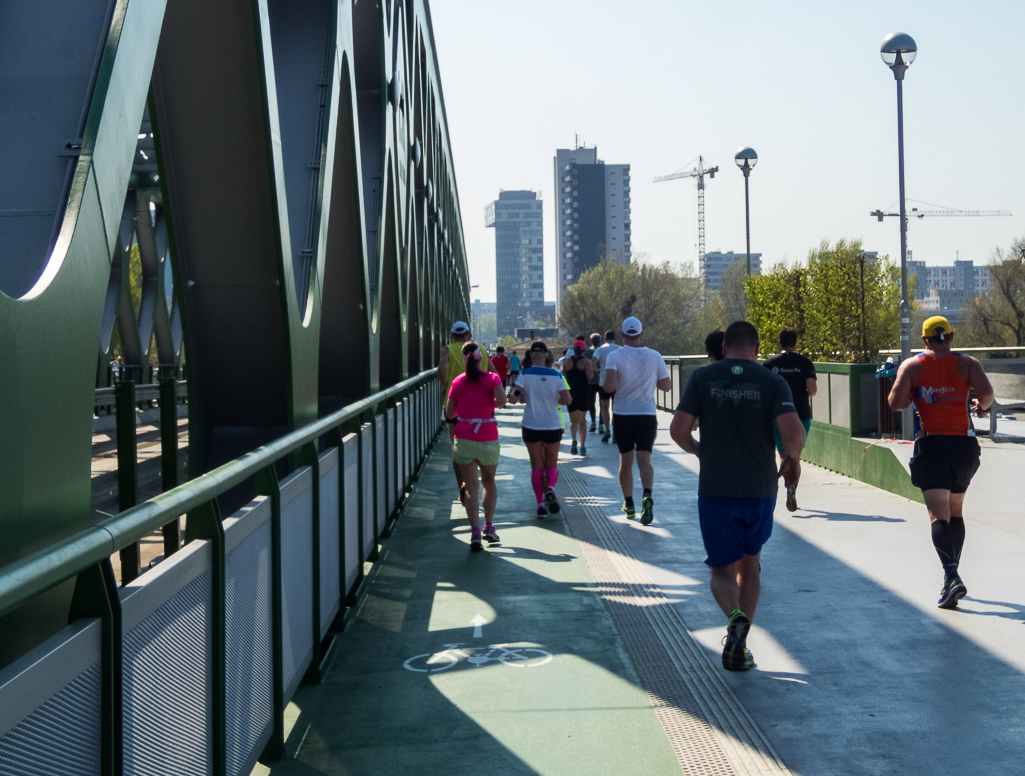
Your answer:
[912,352,971,436]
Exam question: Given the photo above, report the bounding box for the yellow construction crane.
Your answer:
[655,156,718,287]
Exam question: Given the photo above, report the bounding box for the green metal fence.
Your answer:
[0,370,441,776]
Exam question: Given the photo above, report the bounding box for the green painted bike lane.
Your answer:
[256,408,681,775]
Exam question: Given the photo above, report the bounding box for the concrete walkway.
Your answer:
[257,406,1025,776]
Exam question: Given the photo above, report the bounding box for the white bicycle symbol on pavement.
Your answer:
[403,643,554,673]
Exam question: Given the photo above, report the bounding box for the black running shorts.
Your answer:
[568,389,589,414]
[598,386,616,401]
[522,427,563,445]
[910,435,981,494]
[613,414,658,454]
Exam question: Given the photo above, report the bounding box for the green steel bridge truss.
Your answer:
[0,0,470,664]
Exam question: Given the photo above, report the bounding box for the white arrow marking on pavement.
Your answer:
[471,614,487,639]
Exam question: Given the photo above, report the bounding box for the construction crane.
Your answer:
[870,206,1012,222]
[655,156,718,286]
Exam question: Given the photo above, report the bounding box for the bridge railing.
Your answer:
[657,356,709,413]
[0,370,442,776]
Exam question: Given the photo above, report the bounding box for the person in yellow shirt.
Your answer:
[437,321,492,492]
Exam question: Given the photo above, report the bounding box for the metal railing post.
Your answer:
[184,500,226,776]
[349,415,366,602]
[255,466,284,762]
[367,407,380,561]
[68,559,121,776]
[158,376,181,558]
[298,442,324,681]
[115,380,140,582]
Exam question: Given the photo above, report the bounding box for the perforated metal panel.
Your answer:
[0,620,101,776]
[829,373,850,429]
[122,543,213,776]
[224,500,273,776]
[279,468,314,698]
[343,433,360,593]
[318,447,341,631]
[361,423,374,557]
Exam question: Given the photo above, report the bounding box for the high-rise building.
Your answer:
[907,258,990,299]
[485,191,544,337]
[703,251,762,291]
[554,146,631,319]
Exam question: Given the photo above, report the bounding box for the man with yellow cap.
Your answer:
[888,315,995,609]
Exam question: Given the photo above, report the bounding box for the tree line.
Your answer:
[557,237,1025,360]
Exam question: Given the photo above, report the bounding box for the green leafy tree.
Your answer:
[474,314,497,346]
[961,239,1025,346]
[558,255,705,354]
[498,335,517,348]
[746,239,904,362]
[745,262,806,356]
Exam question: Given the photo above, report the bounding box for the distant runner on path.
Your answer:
[602,317,671,525]
[509,351,522,386]
[563,338,595,456]
[508,341,571,518]
[888,315,994,609]
[595,330,621,443]
[670,320,805,672]
[445,341,506,551]
[492,346,511,387]
[704,329,725,363]
[763,327,817,512]
[586,333,602,433]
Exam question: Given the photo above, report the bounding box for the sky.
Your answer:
[428,0,1025,304]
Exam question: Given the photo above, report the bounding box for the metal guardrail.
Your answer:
[94,380,187,415]
[0,369,441,775]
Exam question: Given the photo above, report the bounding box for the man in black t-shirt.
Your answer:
[762,327,817,512]
[670,321,806,672]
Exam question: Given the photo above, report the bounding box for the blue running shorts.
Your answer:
[698,497,776,568]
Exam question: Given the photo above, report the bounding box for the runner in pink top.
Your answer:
[446,341,507,551]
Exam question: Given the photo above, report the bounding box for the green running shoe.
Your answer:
[938,574,967,609]
[640,494,654,525]
[623,501,636,520]
[721,610,753,671]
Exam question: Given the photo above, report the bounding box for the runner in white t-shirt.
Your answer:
[508,341,572,518]
[595,329,621,443]
[603,317,672,526]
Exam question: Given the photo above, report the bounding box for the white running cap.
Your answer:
[450,321,470,334]
[622,316,643,336]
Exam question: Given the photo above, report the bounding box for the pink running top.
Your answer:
[448,372,503,441]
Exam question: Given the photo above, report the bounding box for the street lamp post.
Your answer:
[880,32,917,440]
[734,147,758,275]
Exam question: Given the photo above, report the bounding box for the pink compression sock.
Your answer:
[546,467,559,489]
[531,469,545,503]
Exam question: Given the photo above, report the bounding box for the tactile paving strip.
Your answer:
[557,462,791,776]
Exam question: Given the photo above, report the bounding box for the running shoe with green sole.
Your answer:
[623,501,636,520]
[722,611,753,671]
[938,574,967,609]
[640,494,654,525]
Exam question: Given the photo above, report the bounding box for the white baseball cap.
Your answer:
[450,321,470,335]
[622,316,643,335]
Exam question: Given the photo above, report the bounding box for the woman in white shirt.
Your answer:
[508,341,571,517]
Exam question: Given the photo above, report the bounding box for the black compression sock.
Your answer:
[949,516,966,561]
[624,496,634,508]
[932,520,958,572]
[643,488,652,498]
